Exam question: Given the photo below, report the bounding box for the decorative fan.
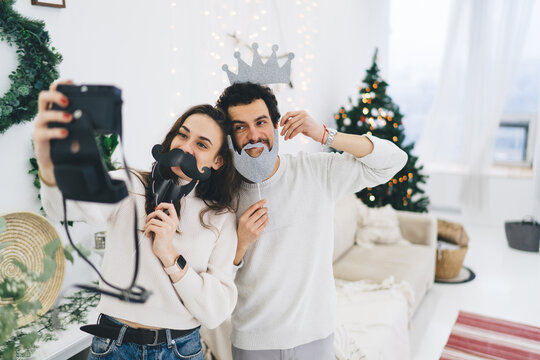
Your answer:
[0,212,65,326]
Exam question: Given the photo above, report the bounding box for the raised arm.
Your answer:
[33,81,73,186]
[279,110,374,158]
[34,81,125,225]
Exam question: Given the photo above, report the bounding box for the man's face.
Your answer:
[228,99,277,158]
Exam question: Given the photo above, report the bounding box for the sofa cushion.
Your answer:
[333,243,435,313]
[356,202,404,246]
[333,195,359,263]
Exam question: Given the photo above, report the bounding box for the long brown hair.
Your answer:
[132,104,240,231]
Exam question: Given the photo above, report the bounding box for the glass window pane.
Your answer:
[493,124,528,163]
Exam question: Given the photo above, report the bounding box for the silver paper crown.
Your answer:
[222,43,295,85]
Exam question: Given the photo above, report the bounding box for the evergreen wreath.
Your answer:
[0,0,62,134]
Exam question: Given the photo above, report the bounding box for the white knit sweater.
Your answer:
[40,170,237,330]
[231,135,408,350]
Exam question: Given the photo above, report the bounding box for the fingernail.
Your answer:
[61,129,68,136]
[155,206,158,210]
[63,112,71,119]
[60,97,69,106]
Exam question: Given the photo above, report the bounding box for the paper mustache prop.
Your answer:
[151,144,211,205]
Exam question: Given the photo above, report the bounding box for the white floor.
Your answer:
[409,218,540,360]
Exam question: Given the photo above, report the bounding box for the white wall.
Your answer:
[425,169,536,226]
[0,0,383,290]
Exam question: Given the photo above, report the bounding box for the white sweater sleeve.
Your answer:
[312,135,408,201]
[172,211,238,329]
[39,170,133,226]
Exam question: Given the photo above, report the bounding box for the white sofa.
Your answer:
[331,194,437,359]
[202,195,437,360]
[333,194,437,313]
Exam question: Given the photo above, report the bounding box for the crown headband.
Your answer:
[222,42,295,85]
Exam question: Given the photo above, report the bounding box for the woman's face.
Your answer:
[169,113,224,181]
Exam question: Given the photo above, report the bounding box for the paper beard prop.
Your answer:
[151,144,211,204]
[228,129,279,183]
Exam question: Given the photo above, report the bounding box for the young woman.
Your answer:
[33,82,241,360]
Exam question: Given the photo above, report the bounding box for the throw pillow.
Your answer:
[355,200,407,246]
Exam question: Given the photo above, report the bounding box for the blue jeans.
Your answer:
[87,317,204,360]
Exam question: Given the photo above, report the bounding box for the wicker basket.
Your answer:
[437,219,470,246]
[436,245,468,280]
[0,212,65,327]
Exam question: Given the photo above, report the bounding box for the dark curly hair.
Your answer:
[216,82,281,127]
[131,104,241,231]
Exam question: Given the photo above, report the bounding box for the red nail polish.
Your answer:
[61,129,68,136]
[60,97,69,106]
[155,206,158,210]
[63,112,71,119]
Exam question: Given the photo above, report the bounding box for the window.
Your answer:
[493,115,536,166]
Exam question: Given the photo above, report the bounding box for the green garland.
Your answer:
[0,0,62,134]
[0,286,100,359]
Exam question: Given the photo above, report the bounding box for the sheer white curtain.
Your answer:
[416,0,534,209]
[534,99,540,219]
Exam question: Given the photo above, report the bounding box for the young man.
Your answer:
[216,82,407,359]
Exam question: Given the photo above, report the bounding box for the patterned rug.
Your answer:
[440,311,540,359]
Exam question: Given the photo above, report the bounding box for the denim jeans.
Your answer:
[87,316,204,360]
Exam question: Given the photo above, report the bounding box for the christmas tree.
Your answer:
[334,49,429,212]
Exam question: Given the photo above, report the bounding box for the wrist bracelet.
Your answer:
[324,127,337,148]
[321,125,327,145]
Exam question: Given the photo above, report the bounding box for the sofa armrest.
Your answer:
[396,211,437,248]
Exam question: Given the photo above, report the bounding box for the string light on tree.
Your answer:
[333,49,429,212]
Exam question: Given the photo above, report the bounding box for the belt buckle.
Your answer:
[148,329,160,346]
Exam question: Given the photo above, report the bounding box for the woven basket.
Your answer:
[0,212,65,327]
[437,219,470,246]
[436,245,468,280]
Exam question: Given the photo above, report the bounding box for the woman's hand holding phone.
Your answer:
[145,203,179,263]
[32,80,73,186]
